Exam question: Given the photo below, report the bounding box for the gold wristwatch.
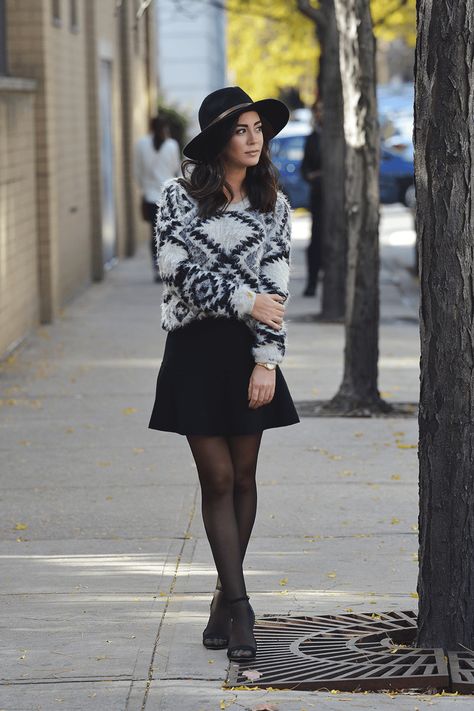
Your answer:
[256,362,277,371]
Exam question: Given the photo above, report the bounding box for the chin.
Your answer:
[243,155,260,166]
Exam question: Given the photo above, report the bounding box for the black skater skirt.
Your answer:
[148,316,300,436]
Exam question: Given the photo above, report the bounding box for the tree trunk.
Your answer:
[319,0,347,321]
[297,0,347,321]
[327,0,389,415]
[415,0,474,650]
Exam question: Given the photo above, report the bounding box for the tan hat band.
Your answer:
[205,102,254,129]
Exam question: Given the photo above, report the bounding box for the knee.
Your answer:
[200,466,234,499]
[234,467,256,495]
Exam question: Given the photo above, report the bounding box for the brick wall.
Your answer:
[0,83,38,355]
[1,0,157,358]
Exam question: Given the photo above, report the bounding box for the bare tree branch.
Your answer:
[373,0,408,29]
[296,0,324,27]
[176,0,285,22]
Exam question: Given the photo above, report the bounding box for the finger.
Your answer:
[249,385,262,408]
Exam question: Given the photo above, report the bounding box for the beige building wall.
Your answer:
[1,0,157,358]
[0,81,38,353]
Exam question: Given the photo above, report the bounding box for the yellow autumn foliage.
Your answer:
[227,0,416,103]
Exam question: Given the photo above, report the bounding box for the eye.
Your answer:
[236,128,246,135]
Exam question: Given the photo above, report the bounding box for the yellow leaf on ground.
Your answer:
[122,407,137,415]
[327,572,337,578]
[411,592,419,599]
[397,443,417,449]
[391,517,401,525]
[391,474,401,480]
[14,523,28,531]
[279,577,288,586]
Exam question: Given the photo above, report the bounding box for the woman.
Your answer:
[134,116,181,282]
[148,86,300,662]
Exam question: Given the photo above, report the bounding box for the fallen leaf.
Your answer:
[327,571,337,578]
[279,577,288,586]
[122,407,137,415]
[14,523,28,531]
[391,474,401,480]
[391,517,401,525]
[397,443,417,449]
[252,705,278,711]
[411,592,419,599]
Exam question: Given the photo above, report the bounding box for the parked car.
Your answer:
[269,122,312,209]
[270,114,414,209]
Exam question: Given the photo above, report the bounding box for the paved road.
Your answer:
[0,208,467,709]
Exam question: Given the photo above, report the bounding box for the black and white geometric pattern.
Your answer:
[155,178,293,364]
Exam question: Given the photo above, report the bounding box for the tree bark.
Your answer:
[319,0,347,321]
[415,0,474,650]
[297,0,347,321]
[327,0,389,415]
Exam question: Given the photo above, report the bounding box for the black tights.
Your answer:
[186,433,263,601]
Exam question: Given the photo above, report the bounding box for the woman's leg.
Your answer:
[228,432,263,560]
[186,434,256,656]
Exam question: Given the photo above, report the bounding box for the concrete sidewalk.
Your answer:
[0,209,467,710]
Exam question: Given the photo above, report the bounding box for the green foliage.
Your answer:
[156,99,190,149]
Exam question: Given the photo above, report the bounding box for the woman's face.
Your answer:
[221,110,264,169]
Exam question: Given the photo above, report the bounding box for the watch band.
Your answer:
[256,362,277,371]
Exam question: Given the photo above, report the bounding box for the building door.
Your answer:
[99,59,117,266]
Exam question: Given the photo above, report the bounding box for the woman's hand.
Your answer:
[250,293,285,329]
[248,365,276,409]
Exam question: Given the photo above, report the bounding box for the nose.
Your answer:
[249,127,261,143]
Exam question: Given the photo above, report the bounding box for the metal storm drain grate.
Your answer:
[226,610,449,692]
[448,652,474,693]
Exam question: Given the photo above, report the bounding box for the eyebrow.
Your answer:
[236,120,262,127]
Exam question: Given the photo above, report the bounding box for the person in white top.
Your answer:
[134,116,181,281]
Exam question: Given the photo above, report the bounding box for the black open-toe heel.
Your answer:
[202,585,231,650]
[226,595,257,661]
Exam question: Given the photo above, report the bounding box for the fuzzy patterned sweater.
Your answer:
[155,178,293,364]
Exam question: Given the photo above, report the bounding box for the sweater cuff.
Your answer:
[231,285,257,317]
[252,343,283,365]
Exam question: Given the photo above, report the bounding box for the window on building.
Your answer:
[52,0,61,27]
[0,0,8,75]
[70,0,78,32]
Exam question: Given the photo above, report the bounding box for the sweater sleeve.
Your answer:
[155,180,257,318]
[249,192,292,364]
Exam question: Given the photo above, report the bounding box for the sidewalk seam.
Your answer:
[134,485,199,711]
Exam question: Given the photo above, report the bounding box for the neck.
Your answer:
[223,164,247,202]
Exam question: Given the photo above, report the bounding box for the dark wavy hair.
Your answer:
[177,114,280,218]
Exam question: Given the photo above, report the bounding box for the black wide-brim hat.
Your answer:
[183,86,290,161]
